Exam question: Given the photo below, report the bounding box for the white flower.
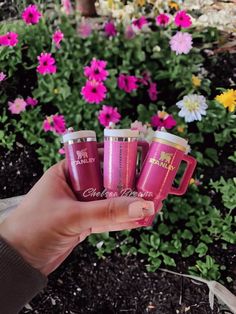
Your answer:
[176,94,208,122]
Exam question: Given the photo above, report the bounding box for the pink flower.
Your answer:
[124,25,136,39]
[53,30,64,48]
[43,114,66,134]
[78,22,92,38]
[8,98,27,114]
[104,22,117,37]
[61,0,72,15]
[132,16,148,30]
[170,32,192,55]
[37,52,57,75]
[0,72,6,82]
[58,147,65,155]
[0,32,18,47]
[131,120,147,134]
[151,111,176,130]
[148,82,158,101]
[98,105,121,127]
[156,13,170,27]
[22,5,42,25]
[84,59,108,82]
[81,80,107,104]
[174,10,192,28]
[117,74,138,93]
[139,71,151,86]
[26,97,38,107]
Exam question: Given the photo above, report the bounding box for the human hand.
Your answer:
[0,161,154,276]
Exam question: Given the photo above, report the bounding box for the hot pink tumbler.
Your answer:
[137,131,197,225]
[104,129,149,197]
[63,130,103,201]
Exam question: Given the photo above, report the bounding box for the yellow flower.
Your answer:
[189,178,195,185]
[192,75,201,88]
[136,0,146,6]
[215,89,236,112]
[177,125,185,133]
[54,88,59,94]
[168,1,179,10]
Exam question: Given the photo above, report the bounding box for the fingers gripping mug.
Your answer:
[63,130,103,201]
[137,131,197,225]
[103,129,149,197]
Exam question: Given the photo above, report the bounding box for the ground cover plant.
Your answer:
[0,1,236,313]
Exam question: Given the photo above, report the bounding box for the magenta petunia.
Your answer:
[139,71,151,86]
[156,13,170,27]
[132,16,148,30]
[78,22,92,38]
[0,72,6,82]
[84,58,108,82]
[148,82,158,101]
[104,21,117,37]
[53,30,64,48]
[174,10,192,28]
[81,80,107,104]
[117,74,138,93]
[0,32,18,47]
[8,98,27,114]
[151,111,176,130]
[43,114,66,134]
[37,52,57,75]
[22,5,42,25]
[170,32,193,55]
[26,97,38,107]
[58,147,65,155]
[98,105,121,127]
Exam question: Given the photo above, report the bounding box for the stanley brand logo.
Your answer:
[149,151,175,171]
[74,148,95,165]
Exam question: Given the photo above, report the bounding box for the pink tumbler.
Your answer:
[63,130,103,201]
[137,131,197,225]
[104,129,149,197]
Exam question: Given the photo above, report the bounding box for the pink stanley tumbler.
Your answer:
[104,129,149,197]
[63,130,103,201]
[137,131,197,225]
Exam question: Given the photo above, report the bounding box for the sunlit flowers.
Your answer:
[131,120,147,134]
[104,21,117,37]
[37,53,57,75]
[22,5,42,25]
[176,94,208,122]
[174,10,192,28]
[0,72,6,82]
[53,30,64,48]
[98,105,121,127]
[170,32,192,55]
[61,0,72,15]
[8,98,27,114]
[0,32,18,47]
[151,111,176,129]
[148,82,158,101]
[156,14,170,27]
[132,16,148,30]
[215,89,236,112]
[81,80,107,104]
[117,74,138,93]
[43,114,66,134]
[84,59,108,82]
[78,22,92,38]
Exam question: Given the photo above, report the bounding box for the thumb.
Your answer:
[68,197,155,232]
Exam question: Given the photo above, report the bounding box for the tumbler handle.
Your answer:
[169,155,197,196]
[137,141,149,165]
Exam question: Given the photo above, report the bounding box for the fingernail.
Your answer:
[128,201,154,218]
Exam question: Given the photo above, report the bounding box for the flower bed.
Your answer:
[0,2,236,313]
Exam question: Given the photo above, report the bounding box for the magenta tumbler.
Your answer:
[63,130,103,201]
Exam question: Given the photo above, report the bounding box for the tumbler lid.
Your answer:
[104,128,139,138]
[62,130,96,143]
[153,131,188,150]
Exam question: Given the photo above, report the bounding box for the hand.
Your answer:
[0,161,154,276]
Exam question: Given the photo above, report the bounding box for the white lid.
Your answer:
[62,130,96,143]
[154,131,188,148]
[104,128,139,138]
